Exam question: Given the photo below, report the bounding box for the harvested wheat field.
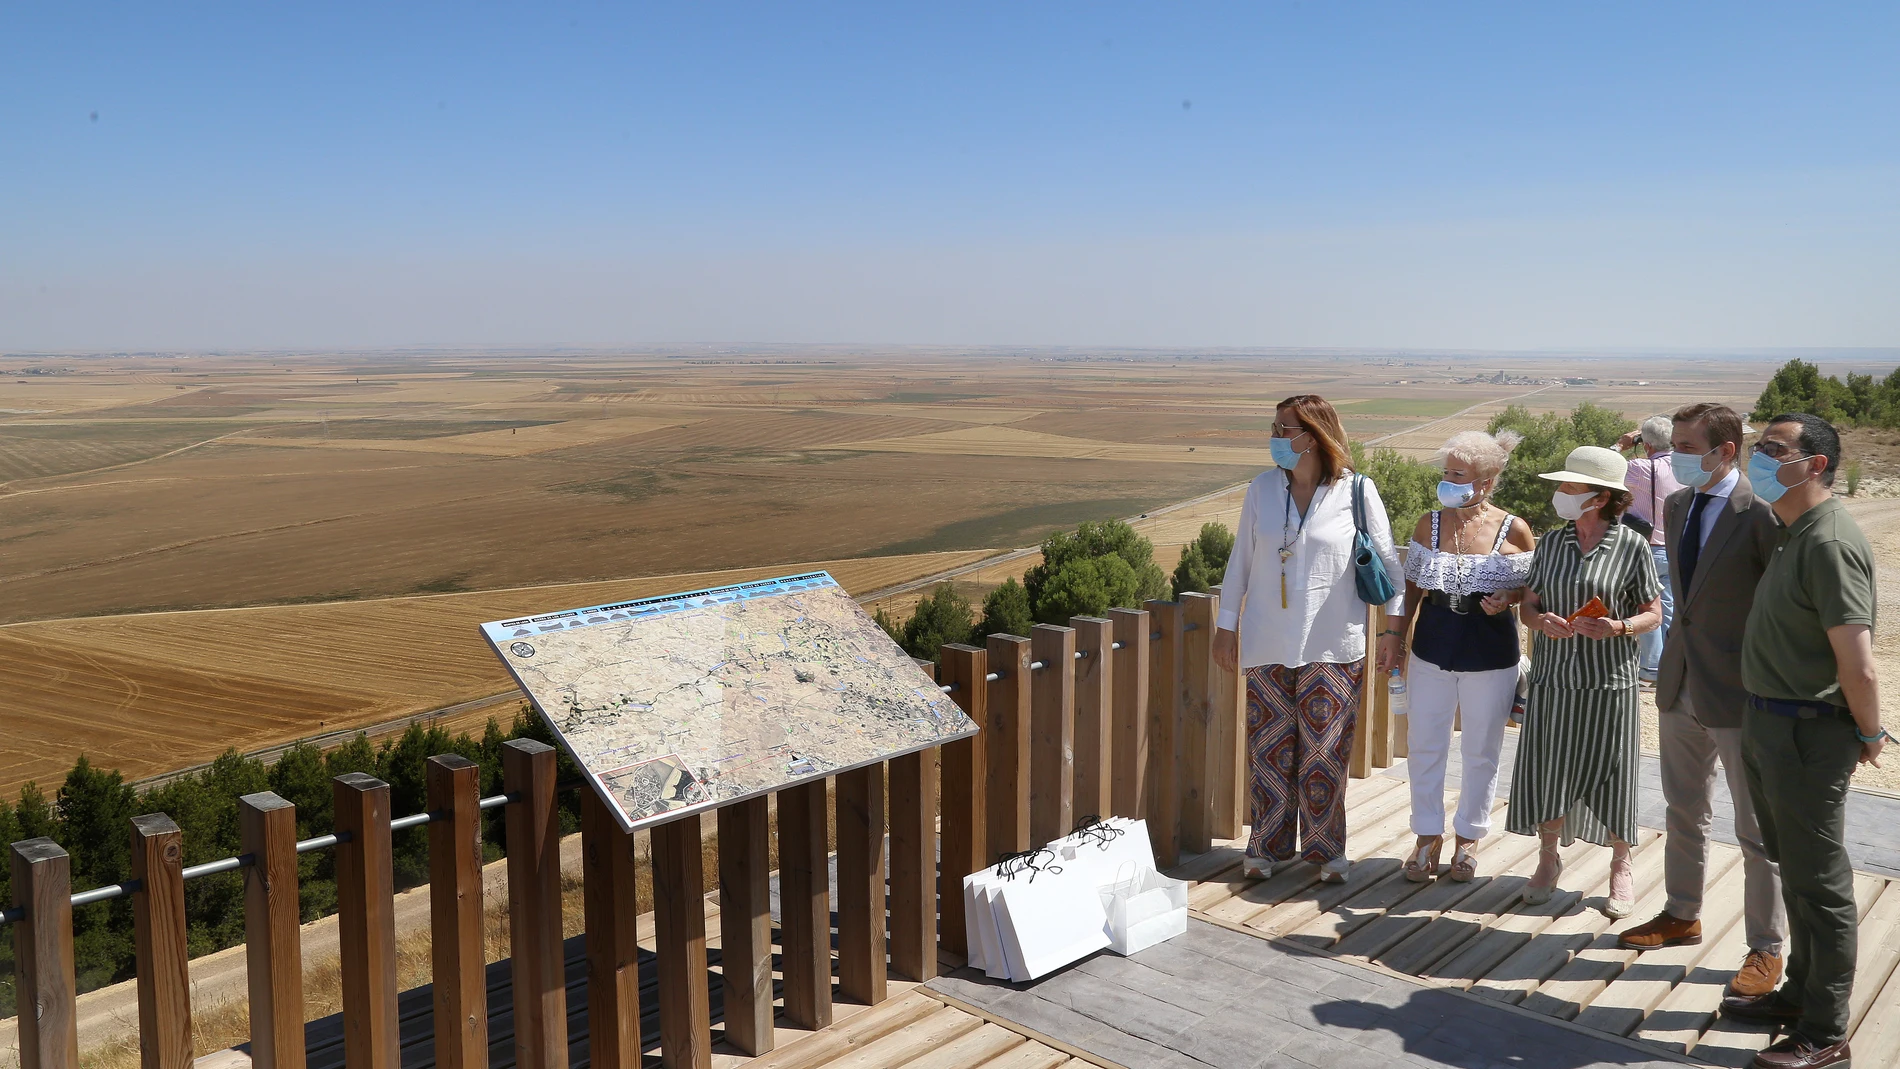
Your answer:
[0,549,997,797]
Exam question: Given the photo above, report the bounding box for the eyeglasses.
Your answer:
[1751,441,1807,461]
[1271,423,1309,439]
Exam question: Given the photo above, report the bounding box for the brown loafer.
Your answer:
[1723,990,1803,1023]
[1730,949,1786,999]
[1751,1034,1850,1068]
[1618,911,1702,951]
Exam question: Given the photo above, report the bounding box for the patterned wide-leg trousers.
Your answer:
[1245,661,1364,863]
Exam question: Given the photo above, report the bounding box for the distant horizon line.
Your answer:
[6,344,1899,361]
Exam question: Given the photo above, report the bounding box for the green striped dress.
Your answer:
[1506,520,1661,847]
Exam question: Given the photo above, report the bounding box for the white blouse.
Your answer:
[1404,543,1534,596]
[1216,468,1404,669]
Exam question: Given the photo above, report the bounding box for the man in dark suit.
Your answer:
[1618,403,1787,1000]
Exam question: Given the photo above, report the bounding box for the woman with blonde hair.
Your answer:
[1214,394,1404,884]
[1511,446,1663,919]
[1396,429,1537,883]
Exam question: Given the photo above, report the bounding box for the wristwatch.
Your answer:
[1858,726,1894,744]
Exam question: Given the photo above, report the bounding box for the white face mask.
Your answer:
[1552,490,1600,521]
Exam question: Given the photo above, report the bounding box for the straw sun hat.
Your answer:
[1536,445,1629,493]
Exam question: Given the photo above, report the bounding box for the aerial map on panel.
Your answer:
[480,571,977,831]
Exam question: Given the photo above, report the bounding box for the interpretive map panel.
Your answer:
[480,571,977,831]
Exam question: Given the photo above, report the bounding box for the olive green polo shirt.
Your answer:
[1741,497,1877,705]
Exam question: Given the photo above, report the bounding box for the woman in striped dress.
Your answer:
[1510,445,1663,919]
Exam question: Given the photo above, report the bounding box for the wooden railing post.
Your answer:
[1069,616,1114,822]
[1108,608,1149,818]
[427,755,488,1069]
[779,778,832,1029]
[131,814,193,1069]
[1180,592,1218,855]
[11,838,77,1069]
[937,643,988,961]
[717,796,772,1053]
[239,791,304,1069]
[653,813,711,1069]
[889,664,939,983]
[1208,586,1245,840]
[503,739,567,1069]
[1144,599,1185,868]
[837,763,887,1005]
[985,633,1032,859]
[582,788,642,1069]
[1028,623,1076,848]
[334,773,400,1069]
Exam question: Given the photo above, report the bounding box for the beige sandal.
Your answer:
[1403,835,1443,882]
[1448,838,1478,883]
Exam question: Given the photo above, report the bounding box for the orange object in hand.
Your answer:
[1567,596,1610,624]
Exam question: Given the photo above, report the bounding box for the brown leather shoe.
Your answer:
[1751,1034,1850,1068]
[1618,911,1702,950]
[1730,949,1786,999]
[1723,990,1803,1023]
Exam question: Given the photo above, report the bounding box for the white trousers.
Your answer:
[1405,655,1517,841]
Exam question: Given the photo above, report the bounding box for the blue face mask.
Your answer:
[1670,449,1717,489]
[1436,480,1478,508]
[1748,449,1809,504]
[1270,434,1306,470]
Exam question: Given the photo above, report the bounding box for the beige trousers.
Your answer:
[1661,693,1787,954]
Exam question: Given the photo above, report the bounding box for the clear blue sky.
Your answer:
[3,3,1895,351]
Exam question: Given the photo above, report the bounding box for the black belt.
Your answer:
[1426,590,1487,615]
[1747,694,1854,721]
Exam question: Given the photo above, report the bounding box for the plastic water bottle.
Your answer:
[1387,668,1408,715]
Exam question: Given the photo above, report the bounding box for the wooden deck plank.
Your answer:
[882,1020,1023,1069]
[1425,833,1631,989]
[966,1043,1072,1069]
[1234,819,1424,936]
[1328,831,1544,962]
[1466,829,1671,1006]
[1569,844,1751,1036]
[1847,881,1900,1038]
[1374,828,1569,977]
[736,992,942,1069]
[1185,782,1413,915]
[1687,874,1887,1068]
[1192,792,1415,924]
[814,1005,984,1069]
[1511,839,1704,1021]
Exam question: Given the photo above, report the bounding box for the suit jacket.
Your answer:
[1655,476,1782,727]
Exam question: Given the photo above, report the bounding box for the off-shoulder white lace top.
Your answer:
[1404,511,1533,596]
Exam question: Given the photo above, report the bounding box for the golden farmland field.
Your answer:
[0,347,1771,794]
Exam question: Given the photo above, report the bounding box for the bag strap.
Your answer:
[1351,474,1369,535]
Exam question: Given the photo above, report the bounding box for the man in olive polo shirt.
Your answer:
[1726,412,1887,1069]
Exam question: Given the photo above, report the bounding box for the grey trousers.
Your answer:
[1660,695,1787,954]
[1743,706,1862,1046]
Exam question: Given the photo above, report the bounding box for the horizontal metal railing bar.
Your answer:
[71,880,141,907]
[0,788,544,926]
[390,811,438,832]
[183,855,250,881]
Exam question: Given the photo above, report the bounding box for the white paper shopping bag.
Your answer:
[1098,866,1190,955]
[1054,817,1158,887]
[992,859,1111,980]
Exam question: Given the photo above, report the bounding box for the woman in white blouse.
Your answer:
[1213,394,1404,884]
[1396,430,1536,884]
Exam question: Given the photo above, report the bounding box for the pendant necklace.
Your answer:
[1280,480,1310,610]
